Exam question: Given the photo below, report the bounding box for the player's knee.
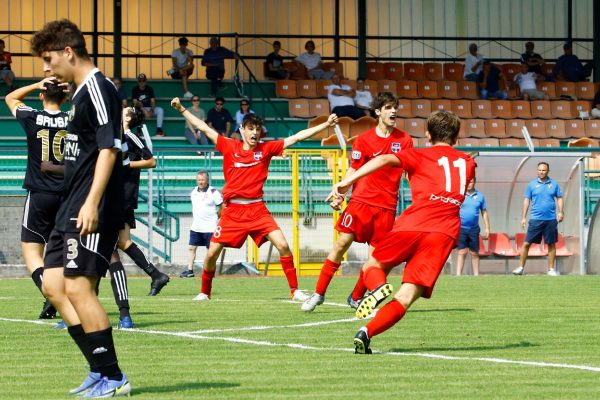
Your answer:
[457,248,469,255]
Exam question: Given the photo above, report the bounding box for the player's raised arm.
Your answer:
[5,77,62,115]
[330,154,401,199]
[283,113,338,149]
[171,97,219,144]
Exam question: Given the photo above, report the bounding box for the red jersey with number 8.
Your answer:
[392,145,476,241]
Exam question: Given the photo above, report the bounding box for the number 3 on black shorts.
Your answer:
[67,238,79,260]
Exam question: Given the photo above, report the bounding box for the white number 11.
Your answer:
[437,156,467,195]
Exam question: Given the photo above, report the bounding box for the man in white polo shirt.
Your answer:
[327,74,365,120]
[181,171,223,278]
[513,62,549,100]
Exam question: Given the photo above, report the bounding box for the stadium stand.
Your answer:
[572,100,592,117]
[340,79,357,90]
[398,80,419,98]
[511,100,533,119]
[531,100,553,119]
[431,99,452,112]
[539,138,561,147]
[308,98,330,117]
[396,99,413,118]
[458,80,479,99]
[556,81,577,99]
[501,63,521,82]
[417,80,438,98]
[404,118,426,137]
[424,62,443,81]
[576,81,596,100]
[378,79,398,95]
[366,62,385,80]
[296,80,319,98]
[411,99,432,118]
[551,100,577,119]
[537,81,556,99]
[499,138,526,147]
[546,119,567,138]
[525,119,547,138]
[321,61,344,78]
[491,100,512,119]
[349,116,377,137]
[363,79,378,96]
[565,119,586,138]
[288,98,312,118]
[438,80,460,99]
[384,62,404,80]
[443,63,464,81]
[451,99,473,119]
[485,119,507,138]
[584,120,600,138]
[471,100,494,119]
[404,63,425,81]
[316,79,332,97]
[276,79,298,98]
[463,119,486,138]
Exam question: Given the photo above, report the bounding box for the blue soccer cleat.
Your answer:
[68,371,102,396]
[118,316,134,329]
[85,374,131,398]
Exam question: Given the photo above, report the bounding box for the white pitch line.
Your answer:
[186,315,360,334]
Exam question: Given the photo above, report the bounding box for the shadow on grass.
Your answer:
[133,381,240,395]
[389,340,538,353]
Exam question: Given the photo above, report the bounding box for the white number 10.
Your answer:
[437,156,467,195]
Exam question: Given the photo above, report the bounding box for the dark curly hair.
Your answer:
[42,80,67,104]
[31,19,89,59]
[126,105,145,129]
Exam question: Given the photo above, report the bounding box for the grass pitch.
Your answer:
[1,274,599,399]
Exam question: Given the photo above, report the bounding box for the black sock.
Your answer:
[109,261,130,316]
[124,243,160,278]
[31,267,44,292]
[86,327,122,380]
[68,324,100,373]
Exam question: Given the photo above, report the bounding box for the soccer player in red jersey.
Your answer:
[331,110,476,354]
[171,97,338,301]
[301,92,413,312]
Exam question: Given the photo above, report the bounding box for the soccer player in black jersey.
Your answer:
[31,19,131,397]
[5,77,68,320]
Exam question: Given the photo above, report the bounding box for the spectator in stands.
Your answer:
[464,43,484,81]
[265,40,292,79]
[168,37,195,99]
[181,171,223,278]
[354,78,373,117]
[553,42,593,82]
[206,96,234,138]
[234,99,267,138]
[513,63,549,100]
[132,73,165,137]
[513,161,563,276]
[112,77,128,108]
[184,96,208,145]
[478,60,508,100]
[456,178,490,276]
[520,41,545,75]
[202,36,236,97]
[295,40,334,80]
[327,74,364,120]
[0,39,16,93]
[592,88,600,119]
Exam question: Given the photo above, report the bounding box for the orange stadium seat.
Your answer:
[536,82,556,99]
[531,100,552,119]
[288,98,312,118]
[506,119,526,137]
[397,80,419,99]
[569,137,599,148]
[511,100,532,119]
[404,63,425,81]
[471,100,494,119]
[394,118,405,131]
[457,80,479,99]
[576,82,596,100]
[451,99,473,119]
[479,138,500,147]
[321,62,344,78]
[363,79,378,96]
[349,116,377,137]
[488,233,519,257]
[565,120,586,139]
[443,63,464,81]
[308,99,330,117]
[438,81,459,99]
[501,64,521,82]
[296,80,319,98]
[424,63,443,81]
[377,79,398,95]
[431,99,452,112]
[545,119,567,139]
[417,137,432,147]
[316,79,332,98]
[458,138,482,147]
[384,62,404,80]
[396,99,413,118]
[556,81,577,99]
[417,80,439,98]
[276,79,298,98]
[584,120,600,138]
[491,100,513,119]
[541,63,555,77]
[485,119,507,138]
[539,138,561,148]
[411,99,431,118]
[463,119,486,138]
[571,100,592,118]
[507,86,521,100]
[307,116,331,139]
[340,79,357,90]
[404,118,427,137]
[499,138,526,147]
[551,100,577,119]
[525,119,547,138]
[366,62,385,80]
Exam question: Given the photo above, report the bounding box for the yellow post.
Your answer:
[291,151,301,272]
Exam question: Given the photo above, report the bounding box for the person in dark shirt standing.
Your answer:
[201,36,236,97]
[206,96,234,138]
[132,73,165,137]
[5,77,68,321]
[31,19,131,397]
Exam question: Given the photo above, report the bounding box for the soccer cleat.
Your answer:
[39,299,57,319]
[512,266,524,275]
[68,371,102,396]
[54,320,67,329]
[547,268,560,276]
[166,68,175,76]
[180,269,195,278]
[290,289,310,302]
[355,283,393,319]
[192,293,210,301]
[354,329,372,354]
[148,273,170,296]
[84,374,131,398]
[155,128,165,137]
[301,293,325,312]
[346,294,361,310]
[183,91,194,99]
[118,316,134,329]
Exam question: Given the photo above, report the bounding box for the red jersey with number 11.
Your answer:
[392,145,476,242]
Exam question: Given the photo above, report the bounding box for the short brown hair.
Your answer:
[426,110,460,145]
[371,92,398,112]
[242,113,263,129]
[31,19,89,59]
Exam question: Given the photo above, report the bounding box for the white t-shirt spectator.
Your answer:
[513,72,538,91]
[327,84,355,109]
[295,52,322,70]
[172,48,193,68]
[190,185,223,233]
[464,53,484,77]
[354,89,373,109]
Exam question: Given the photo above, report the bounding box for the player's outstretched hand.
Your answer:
[171,97,184,112]
[327,194,344,211]
[327,113,339,126]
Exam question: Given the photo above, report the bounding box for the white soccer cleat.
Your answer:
[301,293,325,312]
[512,266,524,275]
[192,293,210,301]
[291,289,310,302]
[547,268,560,276]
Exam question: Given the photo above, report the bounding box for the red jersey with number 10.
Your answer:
[392,145,476,242]
[216,135,284,203]
[349,127,413,211]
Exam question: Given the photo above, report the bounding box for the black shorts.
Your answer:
[457,226,480,251]
[525,219,558,244]
[44,229,118,277]
[189,231,213,248]
[123,208,136,229]
[21,191,62,244]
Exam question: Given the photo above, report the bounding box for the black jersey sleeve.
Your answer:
[86,76,122,150]
[125,130,153,160]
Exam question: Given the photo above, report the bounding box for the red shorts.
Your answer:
[212,202,280,248]
[373,231,455,298]
[335,201,395,245]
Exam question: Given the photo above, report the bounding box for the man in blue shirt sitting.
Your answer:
[513,162,564,276]
[456,178,490,276]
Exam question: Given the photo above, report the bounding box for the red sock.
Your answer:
[280,255,298,291]
[315,259,341,295]
[201,269,216,297]
[365,299,406,337]
[350,269,367,301]
[363,266,387,291]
